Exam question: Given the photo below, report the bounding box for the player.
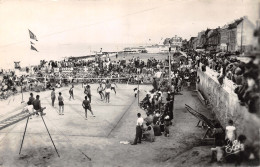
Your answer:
[69,85,74,100]
[134,88,138,98]
[97,83,104,100]
[111,81,117,94]
[104,80,111,103]
[82,80,88,89]
[82,96,95,120]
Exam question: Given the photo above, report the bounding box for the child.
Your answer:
[225,119,237,146]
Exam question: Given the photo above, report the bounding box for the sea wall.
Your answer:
[197,65,260,146]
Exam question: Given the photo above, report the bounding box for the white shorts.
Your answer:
[105,89,111,93]
[23,105,34,114]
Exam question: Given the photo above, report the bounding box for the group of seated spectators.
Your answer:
[136,57,198,141]
[0,72,22,99]
[0,53,185,100]
[137,57,198,140]
[139,80,175,142]
[187,50,259,114]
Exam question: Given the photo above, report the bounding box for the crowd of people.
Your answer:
[183,50,259,164]
[130,50,257,165]
[132,79,175,144]
[37,55,164,83]
[0,52,198,100]
[131,55,198,144]
[0,71,21,100]
[187,50,259,114]
[1,50,258,164]
[0,54,173,99]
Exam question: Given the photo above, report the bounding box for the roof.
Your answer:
[208,28,220,38]
[228,18,243,29]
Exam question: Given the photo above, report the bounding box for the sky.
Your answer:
[0,0,259,69]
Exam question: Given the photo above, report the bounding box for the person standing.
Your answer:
[164,112,171,137]
[51,88,56,107]
[82,80,88,89]
[97,83,104,100]
[69,85,74,100]
[152,77,158,91]
[86,85,92,103]
[58,92,64,115]
[82,96,95,120]
[104,80,111,103]
[210,122,225,163]
[196,76,200,91]
[225,119,237,146]
[134,88,138,98]
[166,95,174,122]
[111,81,117,94]
[131,113,143,145]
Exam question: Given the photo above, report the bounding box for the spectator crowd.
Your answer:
[187,50,259,114]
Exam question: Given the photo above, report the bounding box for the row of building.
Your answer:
[185,16,258,53]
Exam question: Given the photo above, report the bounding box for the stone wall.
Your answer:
[197,66,260,145]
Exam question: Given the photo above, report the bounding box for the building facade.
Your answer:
[221,16,256,52]
[163,35,183,50]
[188,16,256,53]
[220,27,228,51]
[236,16,257,52]
[170,35,183,48]
[207,28,220,51]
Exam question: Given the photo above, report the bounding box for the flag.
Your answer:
[29,29,38,41]
[31,45,38,52]
[30,41,35,45]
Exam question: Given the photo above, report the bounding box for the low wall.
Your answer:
[197,65,260,146]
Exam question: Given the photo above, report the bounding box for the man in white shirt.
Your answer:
[132,113,143,145]
[155,70,162,79]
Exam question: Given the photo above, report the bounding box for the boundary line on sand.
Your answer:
[106,98,136,137]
